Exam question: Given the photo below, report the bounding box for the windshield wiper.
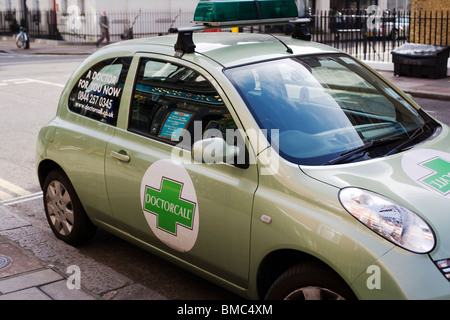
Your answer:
[324,137,402,165]
[384,125,426,156]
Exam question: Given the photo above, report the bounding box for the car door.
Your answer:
[61,56,132,220]
[104,55,258,287]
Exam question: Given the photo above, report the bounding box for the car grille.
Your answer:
[435,259,450,280]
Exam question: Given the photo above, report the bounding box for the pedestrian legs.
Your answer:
[96,32,110,47]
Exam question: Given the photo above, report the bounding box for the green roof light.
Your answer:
[194,0,299,26]
[170,0,310,57]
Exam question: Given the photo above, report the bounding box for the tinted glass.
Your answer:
[129,58,237,147]
[68,57,131,126]
[225,54,438,165]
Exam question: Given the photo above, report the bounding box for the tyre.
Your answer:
[390,29,399,40]
[43,169,96,246]
[16,36,25,49]
[265,262,356,300]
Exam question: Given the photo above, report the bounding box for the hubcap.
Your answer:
[285,286,345,300]
[46,180,74,236]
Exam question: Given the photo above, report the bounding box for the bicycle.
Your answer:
[16,27,28,49]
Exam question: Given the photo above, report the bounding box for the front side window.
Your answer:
[68,57,131,126]
[225,54,438,166]
[129,58,237,147]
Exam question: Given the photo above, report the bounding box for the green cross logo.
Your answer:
[420,157,450,195]
[143,177,196,235]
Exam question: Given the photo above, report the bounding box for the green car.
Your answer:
[36,1,450,300]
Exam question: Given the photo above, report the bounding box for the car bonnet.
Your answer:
[300,125,450,261]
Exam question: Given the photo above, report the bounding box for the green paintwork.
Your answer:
[36,32,450,300]
[144,178,195,235]
[421,158,450,194]
[193,0,298,23]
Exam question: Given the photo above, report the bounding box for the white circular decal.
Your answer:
[402,149,450,197]
[140,159,199,252]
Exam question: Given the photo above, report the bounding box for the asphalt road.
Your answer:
[414,97,450,127]
[1,53,449,300]
[0,53,239,299]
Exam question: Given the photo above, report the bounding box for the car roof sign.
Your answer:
[193,0,299,26]
[169,0,311,57]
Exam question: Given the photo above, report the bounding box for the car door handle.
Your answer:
[110,150,131,162]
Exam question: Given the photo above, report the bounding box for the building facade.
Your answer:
[0,0,413,15]
[1,0,418,42]
[312,0,410,13]
[410,0,450,45]
[411,0,450,11]
[0,0,201,40]
[0,0,200,13]
[0,0,414,18]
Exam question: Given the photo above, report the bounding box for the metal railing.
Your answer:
[309,9,449,62]
[1,9,449,62]
[0,9,194,42]
[309,10,407,62]
[410,10,450,46]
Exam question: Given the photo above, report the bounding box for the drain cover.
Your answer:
[0,254,11,270]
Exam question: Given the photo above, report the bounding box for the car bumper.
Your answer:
[351,247,450,299]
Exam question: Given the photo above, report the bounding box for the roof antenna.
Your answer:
[268,33,294,54]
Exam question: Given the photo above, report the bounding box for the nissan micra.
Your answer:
[36,0,450,300]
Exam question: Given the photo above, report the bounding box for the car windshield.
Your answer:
[225,54,438,166]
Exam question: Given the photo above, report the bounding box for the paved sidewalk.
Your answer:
[0,37,97,55]
[0,205,96,300]
[0,205,167,300]
[379,70,450,101]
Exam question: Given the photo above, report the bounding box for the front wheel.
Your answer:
[265,262,356,300]
[43,169,96,246]
[390,29,399,40]
[16,34,25,49]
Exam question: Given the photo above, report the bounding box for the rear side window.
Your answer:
[68,57,132,126]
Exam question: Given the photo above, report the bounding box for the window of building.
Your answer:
[77,0,85,14]
[61,0,67,14]
[330,0,378,11]
[68,57,132,126]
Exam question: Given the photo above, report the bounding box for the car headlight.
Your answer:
[339,187,435,254]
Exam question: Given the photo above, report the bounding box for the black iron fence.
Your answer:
[1,9,449,63]
[310,10,411,62]
[410,10,450,46]
[309,9,449,62]
[0,9,194,42]
[0,9,57,38]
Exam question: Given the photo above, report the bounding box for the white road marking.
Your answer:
[1,191,43,206]
[0,78,65,87]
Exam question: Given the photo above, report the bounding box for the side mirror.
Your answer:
[191,137,240,165]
